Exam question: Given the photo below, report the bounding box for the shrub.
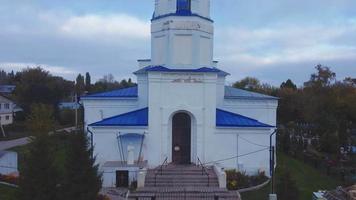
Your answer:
[226,170,268,190]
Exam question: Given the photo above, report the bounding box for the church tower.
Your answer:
[151,0,214,69]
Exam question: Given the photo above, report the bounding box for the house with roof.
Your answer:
[0,94,16,126]
[0,151,18,175]
[81,0,278,189]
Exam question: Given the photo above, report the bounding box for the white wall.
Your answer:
[0,151,18,175]
[222,99,278,126]
[146,72,218,166]
[0,96,14,125]
[82,99,140,130]
[151,16,214,68]
[90,127,148,169]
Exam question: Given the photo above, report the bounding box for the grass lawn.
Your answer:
[240,183,271,200]
[0,184,18,200]
[241,152,342,200]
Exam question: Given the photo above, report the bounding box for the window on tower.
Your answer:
[177,0,191,13]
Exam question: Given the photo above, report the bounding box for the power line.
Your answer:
[238,135,269,148]
[203,147,269,165]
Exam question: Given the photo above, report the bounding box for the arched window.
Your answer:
[177,0,191,12]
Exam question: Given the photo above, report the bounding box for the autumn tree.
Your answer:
[26,104,55,135]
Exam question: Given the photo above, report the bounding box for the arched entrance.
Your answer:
[172,112,191,164]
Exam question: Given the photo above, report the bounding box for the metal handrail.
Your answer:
[197,157,210,187]
[154,157,168,186]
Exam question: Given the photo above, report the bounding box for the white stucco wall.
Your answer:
[0,151,18,175]
[151,16,214,68]
[82,99,140,130]
[0,96,15,125]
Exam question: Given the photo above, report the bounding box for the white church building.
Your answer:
[81,0,278,188]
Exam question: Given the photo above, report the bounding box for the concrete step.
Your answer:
[128,164,241,199]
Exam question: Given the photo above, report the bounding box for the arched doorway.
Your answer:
[172,112,191,164]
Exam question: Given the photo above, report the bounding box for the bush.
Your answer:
[226,170,268,190]
[0,174,19,185]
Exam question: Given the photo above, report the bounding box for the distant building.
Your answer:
[0,85,16,94]
[58,102,80,110]
[0,95,16,125]
[0,151,18,175]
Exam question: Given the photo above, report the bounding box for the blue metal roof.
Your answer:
[90,108,148,127]
[152,12,213,23]
[216,109,273,128]
[81,86,138,99]
[90,107,272,128]
[224,86,278,100]
[134,66,229,76]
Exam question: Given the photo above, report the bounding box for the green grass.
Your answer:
[0,184,18,200]
[278,153,341,200]
[241,183,271,200]
[241,152,342,200]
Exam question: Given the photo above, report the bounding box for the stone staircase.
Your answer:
[128,164,240,200]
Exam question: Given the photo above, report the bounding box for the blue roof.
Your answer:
[152,12,213,23]
[225,86,278,100]
[90,107,272,128]
[90,108,148,127]
[134,66,229,76]
[81,86,138,99]
[216,109,274,128]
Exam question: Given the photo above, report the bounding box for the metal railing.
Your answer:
[154,157,168,186]
[197,157,210,187]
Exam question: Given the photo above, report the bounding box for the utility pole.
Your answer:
[75,93,78,129]
[0,120,5,137]
[269,129,277,200]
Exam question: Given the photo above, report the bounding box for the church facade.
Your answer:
[81,0,278,188]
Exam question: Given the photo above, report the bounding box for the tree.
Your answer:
[13,67,74,114]
[61,131,102,200]
[26,104,55,135]
[304,64,336,88]
[20,135,59,200]
[233,77,261,92]
[85,72,91,92]
[75,74,85,95]
[99,74,115,83]
[280,79,297,90]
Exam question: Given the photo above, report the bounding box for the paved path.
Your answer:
[0,137,31,151]
[100,188,128,200]
[0,126,77,151]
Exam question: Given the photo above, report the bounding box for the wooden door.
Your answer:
[116,170,129,187]
[172,113,191,164]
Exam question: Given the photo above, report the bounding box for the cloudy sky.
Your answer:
[0,0,355,86]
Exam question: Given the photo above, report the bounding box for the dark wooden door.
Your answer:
[116,170,129,187]
[172,113,191,164]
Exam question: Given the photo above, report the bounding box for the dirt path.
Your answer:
[0,137,31,151]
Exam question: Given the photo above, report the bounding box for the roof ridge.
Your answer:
[216,108,259,122]
[89,107,148,127]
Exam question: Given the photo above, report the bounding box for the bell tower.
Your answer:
[151,0,214,69]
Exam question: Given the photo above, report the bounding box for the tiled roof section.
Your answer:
[216,109,274,128]
[224,86,278,100]
[81,86,138,99]
[89,108,148,127]
[134,66,230,76]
